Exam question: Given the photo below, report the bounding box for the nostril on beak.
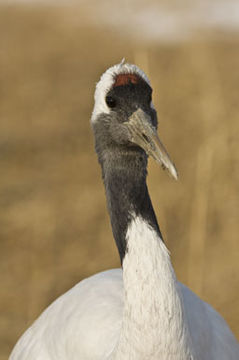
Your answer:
[142,133,150,143]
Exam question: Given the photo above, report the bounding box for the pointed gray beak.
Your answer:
[126,108,178,180]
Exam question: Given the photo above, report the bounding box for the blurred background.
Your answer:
[0,0,239,358]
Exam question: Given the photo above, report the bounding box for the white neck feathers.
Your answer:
[113,216,194,360]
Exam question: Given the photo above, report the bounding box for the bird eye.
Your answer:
[106,96,117,108]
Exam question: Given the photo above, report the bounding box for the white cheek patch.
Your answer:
[91,62,152,123]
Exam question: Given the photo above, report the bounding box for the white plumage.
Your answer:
[10,62,239,360]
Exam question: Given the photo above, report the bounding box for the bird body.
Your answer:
[10,62,239,359]
[10,266,238,359]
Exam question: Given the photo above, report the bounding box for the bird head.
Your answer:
[91,61,178,180]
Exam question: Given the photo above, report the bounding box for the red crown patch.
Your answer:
[113,73,142,87]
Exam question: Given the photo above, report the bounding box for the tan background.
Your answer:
[0,3,238,359]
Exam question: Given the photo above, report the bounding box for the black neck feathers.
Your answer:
[93,119,162,262]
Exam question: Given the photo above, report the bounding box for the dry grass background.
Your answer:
[0,4,238,359]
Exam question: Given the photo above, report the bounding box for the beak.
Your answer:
[126,108,178,180]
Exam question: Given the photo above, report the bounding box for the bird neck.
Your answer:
[101,148,161,263]
[100,149,194,359]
